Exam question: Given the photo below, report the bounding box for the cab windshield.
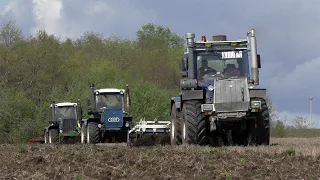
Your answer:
[54,106,77,120]
[196,50,247,80]
[96,93,123,110]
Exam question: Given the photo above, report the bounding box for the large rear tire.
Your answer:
[48,128,59,144]
[170,105,182,145]
[182,100,209,145]
[87,122,100,144]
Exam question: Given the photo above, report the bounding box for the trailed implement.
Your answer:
[127,118,171,146]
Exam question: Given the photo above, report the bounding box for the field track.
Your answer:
[1,137,320,180]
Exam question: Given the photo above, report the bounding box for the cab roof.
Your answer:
[50,102,77,107]
[95,88,125,93]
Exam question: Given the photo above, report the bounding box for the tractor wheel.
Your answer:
[87,122,100,144]
[245,98,270,146]
[182,100,209,145]
[48,128,59,144]
[170,105,182,145]
[254,98,270,145]
[80,125,87,144]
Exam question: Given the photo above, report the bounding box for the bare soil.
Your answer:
[1,138,320,180]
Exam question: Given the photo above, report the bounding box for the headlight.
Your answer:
[201,104,215,112]
[251,101,261,109]
[207,85,214,91]
[248,83,254,89]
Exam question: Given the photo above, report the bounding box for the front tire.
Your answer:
[48,128,59,144]
[170,105,182,145]
[255,99,270,145]
[182,100,209,145]
[87,122,100,144]
[246,98,270,146]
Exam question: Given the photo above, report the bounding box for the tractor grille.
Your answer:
[62,119,77,132]
[213,78,250,112]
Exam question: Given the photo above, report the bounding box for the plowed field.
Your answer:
[1,138,320,180]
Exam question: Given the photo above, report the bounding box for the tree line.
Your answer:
[0,21,310,143]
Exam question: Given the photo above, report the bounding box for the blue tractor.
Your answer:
[81,84,133,144]
[170,29,270,146]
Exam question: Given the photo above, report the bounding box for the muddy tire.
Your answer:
[87,122,100,144]
[81,125,87,144]
[182,100,209,145]
[170,105,182,145]
[255,99,270,145]
[48,128,59,144]
[246,98,270,146]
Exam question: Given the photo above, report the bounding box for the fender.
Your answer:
[249,88,267,100]
[81,117,100,126]
[45,124,58,133]
[44,126,49,133]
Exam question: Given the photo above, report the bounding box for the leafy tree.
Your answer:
[0,21,183,143]
[291,116,309,129]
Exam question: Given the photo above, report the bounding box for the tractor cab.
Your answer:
[94,89,124,111]
[196,51,247,81]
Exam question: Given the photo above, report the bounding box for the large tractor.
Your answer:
[81,84,133,144]
[170,29,270,146]
[44,100,83,144]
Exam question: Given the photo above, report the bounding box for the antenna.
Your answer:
[309,95,313,128]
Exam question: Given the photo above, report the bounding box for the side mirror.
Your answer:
[257,54,261,68]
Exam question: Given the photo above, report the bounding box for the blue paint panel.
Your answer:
[103,109,123,128]
[201,80,214,89]
[173,96,180,102]
[201,80,214,104]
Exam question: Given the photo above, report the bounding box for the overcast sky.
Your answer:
[1,0,319,127]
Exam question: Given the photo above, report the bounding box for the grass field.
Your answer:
[1,137,320,180]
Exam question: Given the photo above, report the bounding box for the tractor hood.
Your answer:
[103,109,124,128]
[213,77,251,113]
[200,75,243,89]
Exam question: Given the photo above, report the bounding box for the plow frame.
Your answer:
[127,118,171,146]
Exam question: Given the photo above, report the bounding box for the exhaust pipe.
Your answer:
[248,29,259,85]
[125,84,131,114]
[185,33,195,79]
